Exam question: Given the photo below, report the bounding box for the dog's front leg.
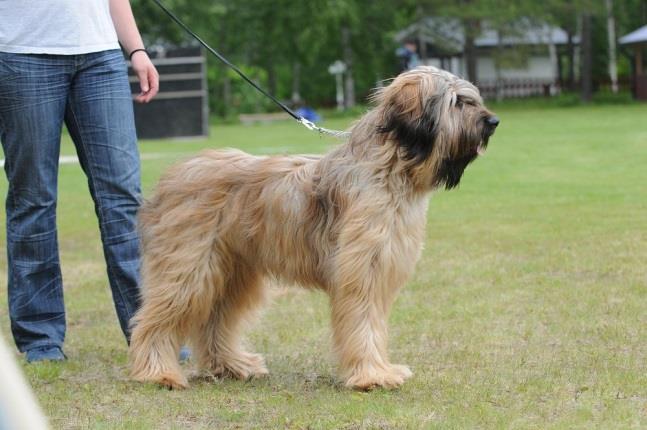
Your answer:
[330,250,412,390]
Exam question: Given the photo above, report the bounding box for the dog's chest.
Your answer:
[386,197,428,258]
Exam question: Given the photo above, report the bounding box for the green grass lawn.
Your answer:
[1,102,646,429]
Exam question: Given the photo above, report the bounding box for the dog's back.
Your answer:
[139,148,331,287]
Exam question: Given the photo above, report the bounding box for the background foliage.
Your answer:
[131,0,646,115]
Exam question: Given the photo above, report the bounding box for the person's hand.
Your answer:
[131,51,159,103]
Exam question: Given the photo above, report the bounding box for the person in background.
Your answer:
[396,40,421,72]
[0,0,158,362]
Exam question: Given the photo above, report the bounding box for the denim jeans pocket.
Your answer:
[0,52,20,76]
[95,49,129,75]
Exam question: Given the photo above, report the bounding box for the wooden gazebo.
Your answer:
[620,25,647,100]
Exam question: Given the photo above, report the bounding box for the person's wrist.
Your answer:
[129,48,149,61]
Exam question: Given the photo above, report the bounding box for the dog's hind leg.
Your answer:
[129,253,221,389]
[193,265,268,381]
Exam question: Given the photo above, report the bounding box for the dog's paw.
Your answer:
[133,371,189,390]
[344,364,413,391]
[390,364,413,380]
[214,352,269,381]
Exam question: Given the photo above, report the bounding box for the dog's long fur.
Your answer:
[129,66,498,390]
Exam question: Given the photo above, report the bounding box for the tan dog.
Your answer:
[129,66,499,390]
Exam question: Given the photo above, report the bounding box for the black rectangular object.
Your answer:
[128,47,208,139]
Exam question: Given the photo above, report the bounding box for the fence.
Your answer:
[477,77,637,100]
[477,79,556,99]
[594,77,633,94]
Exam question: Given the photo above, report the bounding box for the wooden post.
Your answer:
[341,25,355,109]
[634,44,646,100]
[605,0,618,93]
[636,45,644,76]
[580,13,593,102]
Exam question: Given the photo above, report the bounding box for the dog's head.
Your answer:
[375,66,498,189]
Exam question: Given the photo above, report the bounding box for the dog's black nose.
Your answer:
[486,116,500,127]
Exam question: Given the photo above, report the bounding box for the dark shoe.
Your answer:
[25,346,66,363]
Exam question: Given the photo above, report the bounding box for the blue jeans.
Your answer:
[0,50,141,353]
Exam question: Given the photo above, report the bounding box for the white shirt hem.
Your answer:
[0,42,121,55]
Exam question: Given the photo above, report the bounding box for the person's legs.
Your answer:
[0,53,72,357]
[64,50,141,341]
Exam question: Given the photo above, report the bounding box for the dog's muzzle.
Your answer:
[486,116,500,128]
[478,116,499,155]
[484,116,500,137]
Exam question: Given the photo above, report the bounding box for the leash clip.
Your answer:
[298,118,317,131]
[299,117,352,139]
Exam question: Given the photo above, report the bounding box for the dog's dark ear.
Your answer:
[378,96,439,164]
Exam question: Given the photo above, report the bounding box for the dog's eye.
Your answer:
[456,98,475,108]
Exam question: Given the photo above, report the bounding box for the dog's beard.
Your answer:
[478,122,496,155]
[436,153,478,189]
[476,137,489,156]
[434,122,492,190]
[435,121,494,189]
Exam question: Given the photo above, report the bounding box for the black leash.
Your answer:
[151,0,350,138]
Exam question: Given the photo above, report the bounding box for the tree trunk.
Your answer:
[557,48,564,89]
[416,5,427,61]
[605,0,618,93]
[291,62,302,104]
[267,63,277,99]
[341,25,356,109]
[463,19,479,83]
[495,30,503,101]
[580,13,593,102]
[548,41,558,95]
[567,30,576,91]
[636,46,644,76]
[222,73,231,118]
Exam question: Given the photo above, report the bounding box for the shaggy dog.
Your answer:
[129,66,499,390]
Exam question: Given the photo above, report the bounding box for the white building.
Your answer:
[396,18,580,98]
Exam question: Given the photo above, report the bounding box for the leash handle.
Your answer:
[151,0,350,138]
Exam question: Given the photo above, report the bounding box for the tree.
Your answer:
[127,0,645,116]
[605,0,619,93]
[580,12,594,101]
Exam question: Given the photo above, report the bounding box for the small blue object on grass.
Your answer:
[25,346,66,363]
[24,345,189,363]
